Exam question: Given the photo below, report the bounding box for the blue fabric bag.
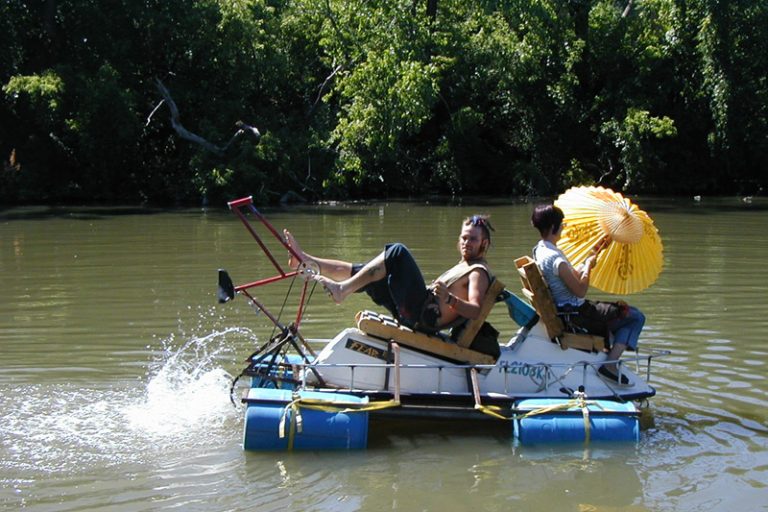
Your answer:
[499,290,537,327]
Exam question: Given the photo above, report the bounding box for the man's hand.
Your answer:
[431,280,449,303]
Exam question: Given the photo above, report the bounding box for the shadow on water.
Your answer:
[367,418,513,450]
[0,205,169,221]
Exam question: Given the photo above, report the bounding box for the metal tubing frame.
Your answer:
[226,195,312,330]
[279,347,670,396]
[228,196,305,279]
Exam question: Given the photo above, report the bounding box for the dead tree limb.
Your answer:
[622,0,634,18]
[309,63,343,116]
[152,78,260,156]
[145,99,165,127]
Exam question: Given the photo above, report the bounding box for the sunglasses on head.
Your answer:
[470,215,495,232]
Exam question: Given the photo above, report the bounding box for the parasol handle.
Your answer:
[592,235,611,255]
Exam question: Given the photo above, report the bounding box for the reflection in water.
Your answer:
[1,199,767,511]
[240,438,649,512]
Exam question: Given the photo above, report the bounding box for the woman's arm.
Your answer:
[557,255,596,298]
[557,236,609,298]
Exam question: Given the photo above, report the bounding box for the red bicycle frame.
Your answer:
[226,196,312,331]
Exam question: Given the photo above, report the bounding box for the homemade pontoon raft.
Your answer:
[219,197,669,451]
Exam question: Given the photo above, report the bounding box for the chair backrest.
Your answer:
[455,278,506,348]
[514,255,607,353]
[514,256,565,339]
[356,277,505,362]
[356,310,496,365]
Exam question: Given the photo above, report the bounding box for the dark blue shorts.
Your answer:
[352,243,435,330]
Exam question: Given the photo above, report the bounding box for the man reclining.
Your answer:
[284,215,495,335]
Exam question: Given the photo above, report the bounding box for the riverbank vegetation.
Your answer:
[2,0,766,205]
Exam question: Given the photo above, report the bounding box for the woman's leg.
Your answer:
[609,306,645,351]
[604,342,627,373]
[602,306,645,381]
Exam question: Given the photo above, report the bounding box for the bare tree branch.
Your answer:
[152,78,260,155]
[309,63,343,115]
[145,99,165,127]
[622,0,634,18]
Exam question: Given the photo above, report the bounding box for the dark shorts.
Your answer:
[352,243,437,330]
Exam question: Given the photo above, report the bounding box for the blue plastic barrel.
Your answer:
[243,388,369,451]
[513,398,639,444]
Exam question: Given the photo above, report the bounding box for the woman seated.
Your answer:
[531,204,645,386]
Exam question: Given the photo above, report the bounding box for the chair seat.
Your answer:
[356,310,497,365]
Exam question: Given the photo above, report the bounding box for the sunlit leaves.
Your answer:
[1,0,767,203]
[332,49,440,185]
[601,108,677,189]
[3,71,64,113]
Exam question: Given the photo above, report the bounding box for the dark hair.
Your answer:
[531,204,564,236]
[463,214,495,243]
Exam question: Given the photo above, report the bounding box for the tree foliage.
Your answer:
[2,0,766,205]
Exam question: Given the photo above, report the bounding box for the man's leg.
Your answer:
[313,243,430,330]
[314,252,387,304]
[284,229,354,280]
[380,243,429,328]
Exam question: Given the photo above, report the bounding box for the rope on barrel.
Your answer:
[277,393,401,450]
[278,344,403,450]
[516,391,605,443]
[469,368,604,442]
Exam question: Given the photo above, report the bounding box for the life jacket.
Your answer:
[435,259,493,287]
[418,259,493,333]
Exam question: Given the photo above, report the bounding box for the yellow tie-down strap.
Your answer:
[474,395,603,442]
[468,368,601,442]
[278,393,401,450]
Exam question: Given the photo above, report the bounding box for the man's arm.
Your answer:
[444,270,489,320]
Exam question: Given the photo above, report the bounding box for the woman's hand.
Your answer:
[592,235,611,255]
[583,254,597,272]
[583,235,611,271]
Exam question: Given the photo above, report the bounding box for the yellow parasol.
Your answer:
[554,186,663,295]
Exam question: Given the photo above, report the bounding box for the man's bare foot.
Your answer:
[313,275,345,304]
[284,229,307,270]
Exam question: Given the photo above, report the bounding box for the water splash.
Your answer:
[124,328,247,441]
[0,326,259,476]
